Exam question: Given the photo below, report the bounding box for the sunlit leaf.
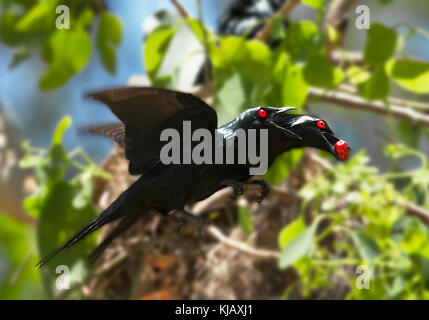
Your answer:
[302,0,324,9]
[97,12,122,74]
[282,64,308,107]
[386,59,429,94]
[278,216,306,249]
[265,149,303,185]
[40,28,92,90]
[144,26,175,80]
[278,219,318,269]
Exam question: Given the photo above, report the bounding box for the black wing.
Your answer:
[87,87,218,174]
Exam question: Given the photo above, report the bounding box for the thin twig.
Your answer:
[255,0,301,42]
[192,183,299,216]
[338,84,429,112]
[206,225,280,260]
[324,0,358,58]
[309,87,429,127]
[170,0,189,18]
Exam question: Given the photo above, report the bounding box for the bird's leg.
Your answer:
[219,179,245,200]
[247,180,271,204]
[219,179,270,204]
[170,210,209,237]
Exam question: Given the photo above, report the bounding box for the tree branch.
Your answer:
[309,87,429,127]
[170,0,189,18]
[255,0,301,41]
[324,0,358,58]
[206,225,280,260]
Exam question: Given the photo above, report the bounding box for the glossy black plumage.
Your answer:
[37,87,346,267]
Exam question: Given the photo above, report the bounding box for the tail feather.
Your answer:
[36,210,116,268]
[89,211,143,263]
[36,175,146,268]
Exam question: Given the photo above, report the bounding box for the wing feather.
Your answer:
[86,87,218,175]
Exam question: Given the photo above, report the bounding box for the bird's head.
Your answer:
[237,106,350,161]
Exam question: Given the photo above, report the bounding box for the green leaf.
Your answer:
[364,23,397,66]
[240,40,272,82]
[144,26,175,80]
[216,73,246,125]
[212,36,247,69]
[51,116,72,146]
[351,232,382,260]
[357,66,389,101]
[212,37,271,82]
[347,66,371,85]
[37,181,98,298]
[302,0,324,9]
[270,16,287,41]
[303,53,344,88]
[0,12,50,47]
[264,149,304,185]
[0,215,43,299]
[278,218,319,269]
[185,18,205,43]
[278,216,306,249]
[398,120,422,149]
[15,0,57,33]
[97,12,122,74]
[238,206,253,236]
[386,59,429,94]
[282,64,308,108]
[283,21,323,62]
[40,28,92,90]
[326,25,340,44]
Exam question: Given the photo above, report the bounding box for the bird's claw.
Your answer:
[173,210,209,237]
[249,180,271,204]
[220,179,245,201]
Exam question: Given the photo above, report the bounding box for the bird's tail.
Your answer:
[36,179,144,268]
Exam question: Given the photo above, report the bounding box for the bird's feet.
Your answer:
[169,210,209,237]
[219,179,245,201]
[248,180,271,204]
[219,179,271,204]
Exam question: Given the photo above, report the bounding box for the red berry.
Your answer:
[334,140,349,161]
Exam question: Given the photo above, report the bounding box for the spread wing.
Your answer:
[86,87,218,175]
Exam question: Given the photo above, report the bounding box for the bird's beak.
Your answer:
[321,132,350,161]
[268,107,302,140]
[275,107,297,114]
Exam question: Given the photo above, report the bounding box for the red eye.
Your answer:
[258,109,267,118]
[316,120,326,129]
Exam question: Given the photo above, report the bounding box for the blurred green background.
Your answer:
[1,0,429,299]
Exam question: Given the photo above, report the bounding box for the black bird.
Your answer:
[36,87,349,267]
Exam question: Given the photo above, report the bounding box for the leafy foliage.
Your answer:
[0,0,122,89]
[19,117,110,298]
